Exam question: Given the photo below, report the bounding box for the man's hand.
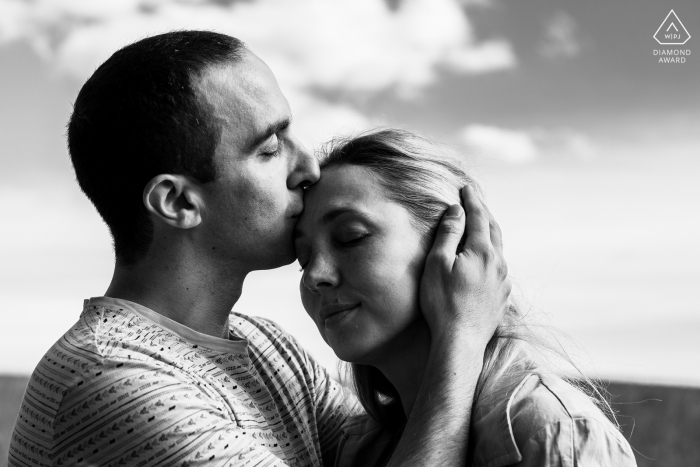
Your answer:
[386,185,511,467]
[419,184,511,350]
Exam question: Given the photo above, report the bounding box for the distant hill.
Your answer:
[1,376,30,467]
[1,375,698,466]
[605,380,700,465]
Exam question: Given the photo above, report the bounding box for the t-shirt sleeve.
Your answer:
[309,355,363,465]
[12,364,294,467]
[289,340,363,466]
[517,418,637,467]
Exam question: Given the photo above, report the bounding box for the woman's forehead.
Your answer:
[298,165,393,226]
[308,165,384,203]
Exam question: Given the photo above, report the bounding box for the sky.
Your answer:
[0,0,698,385]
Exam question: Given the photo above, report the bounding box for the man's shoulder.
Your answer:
[12,345,235,467]
[27,306,119,388]
[24,300,194,409]
[24,318,181,413]
[12,322,188,465]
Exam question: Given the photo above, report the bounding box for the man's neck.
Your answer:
[105,249,247,339]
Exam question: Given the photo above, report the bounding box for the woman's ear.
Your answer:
[143,174,203,229]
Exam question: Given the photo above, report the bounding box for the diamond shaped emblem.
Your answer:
[654,10,691,45]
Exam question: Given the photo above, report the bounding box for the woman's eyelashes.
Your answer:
[334,223,372,245]
[335,231,369,245]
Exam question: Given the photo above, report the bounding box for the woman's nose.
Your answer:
[302,254,339,293]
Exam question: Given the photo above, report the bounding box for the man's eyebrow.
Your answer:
[245,117,292,152]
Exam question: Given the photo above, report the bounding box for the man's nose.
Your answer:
[288,135,320,189]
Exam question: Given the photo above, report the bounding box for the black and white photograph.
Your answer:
[0,0,698,466]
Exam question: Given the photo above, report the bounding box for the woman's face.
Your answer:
[295,164,428,364]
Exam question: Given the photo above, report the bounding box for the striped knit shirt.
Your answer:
[9,297,356,467]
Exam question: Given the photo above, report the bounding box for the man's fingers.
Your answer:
[460,185,491,255]
[478,200,508,281]
[429,204,466,267]
[498,262,509,282]
[481,202,503,254]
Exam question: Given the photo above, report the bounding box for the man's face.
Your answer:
[196,52,319,271]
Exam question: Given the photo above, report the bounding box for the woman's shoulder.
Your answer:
[509,373,605,442]
[470,372,636,467]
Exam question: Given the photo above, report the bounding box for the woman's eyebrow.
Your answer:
[321,207,354,224]
[294,207,372,239]
[321,207,374,225]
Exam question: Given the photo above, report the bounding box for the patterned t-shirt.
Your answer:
[9,297,356,467]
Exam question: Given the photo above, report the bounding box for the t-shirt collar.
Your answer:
[84,296,249,354]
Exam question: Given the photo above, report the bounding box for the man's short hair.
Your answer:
[68,31,246,264]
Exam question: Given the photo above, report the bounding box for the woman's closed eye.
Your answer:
[335,230,370,245]
[296,233,369,272]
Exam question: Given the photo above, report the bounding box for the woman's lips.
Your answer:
[319,303,360,328]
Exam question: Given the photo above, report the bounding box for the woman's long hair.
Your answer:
[319,128,616,433]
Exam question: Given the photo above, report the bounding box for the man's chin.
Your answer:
[251,242,296,271]
[262,253,296,270]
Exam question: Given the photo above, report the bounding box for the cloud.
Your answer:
[531,127,596,160]
[456,0,497,8]
[0,0,517,144]
[461,125,538,164]
[460,124,595,164]
[281,89,379,150]
[443,39,515,74]
[539,11,581,59]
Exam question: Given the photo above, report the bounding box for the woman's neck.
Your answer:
[372,319,432,418]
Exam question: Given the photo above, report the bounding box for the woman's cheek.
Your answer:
[299,279,316,319]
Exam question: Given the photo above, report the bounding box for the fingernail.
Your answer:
[445,204,462,218]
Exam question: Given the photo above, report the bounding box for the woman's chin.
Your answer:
[330,344,362,364]
[329,339,383,366]
[328,339,371,365]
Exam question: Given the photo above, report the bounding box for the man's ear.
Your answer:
[143,174,203,229]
